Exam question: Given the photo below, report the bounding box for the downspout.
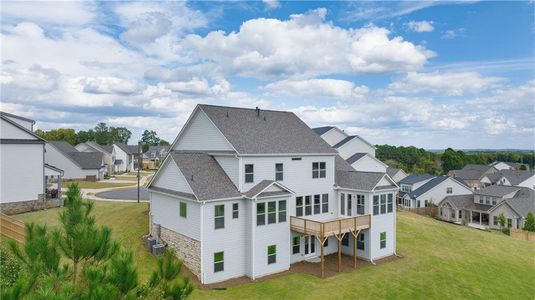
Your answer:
[251,197,256,280]
[393,191,402,258]
[200,201,205,284]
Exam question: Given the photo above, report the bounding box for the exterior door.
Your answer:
[304,235,316,256]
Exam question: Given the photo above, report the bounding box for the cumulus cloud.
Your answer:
[81,77,145,95]
[180,8,434,78]
[388,71,503,96]
[1,1,96,26]
[263,0,281,10]
[442,28,464,39]
[406,20,434,32]
[263,79,368,100]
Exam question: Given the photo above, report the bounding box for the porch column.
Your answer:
[337,220,342,273]
[320,223,325,278]
[479,213,482,225]
[58,175,63,206]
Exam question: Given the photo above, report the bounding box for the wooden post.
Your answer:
[353,218,357,268]
[321,223,325,278]
[338,220,342,273]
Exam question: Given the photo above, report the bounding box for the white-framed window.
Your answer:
[380,232,386,249]
[492,197,497,205]
[380,194,387,213]
[278,200,287,222]
[296,197,303,216]
[267,245,277,264]
[387,194,393,213]
[373,195,379,215]
[446,187,453,194]
[401,184,412,193]
[321,194,329,213]
[179,202,187,218]
[275,163,283,181]
[357,195,365,215]
[245,164,254,183]
[292,236,300,254]
[268,201,277,224]
[347,194,352,216]
[257,203,265,226]
[305,196,312,216]
[314,194,321,214]
[214,251,224,272]
[232,203,239,219]
[214,205,224,229]
[357,233,365,250]
[312,162,326,179]
[341,193,346,215]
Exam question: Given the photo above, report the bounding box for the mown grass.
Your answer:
[64,180,136,189]
[13,204,535,299]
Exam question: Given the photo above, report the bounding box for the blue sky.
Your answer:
[1,1,534,149]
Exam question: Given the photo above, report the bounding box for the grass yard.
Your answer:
[13,204,535,299]
[113,176,139,181]
[64,180,136,189]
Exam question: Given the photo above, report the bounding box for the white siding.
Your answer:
[113,145,130,173]
[337,137,375,159]
[214,155,239,188]
[369,207,395,260]
[518,175,535,190]
[3,115,33,131]
[0,119,35,139]
[152,159,193,194]
[375,175,393,188]
[415,178,473,207]
[493,162,513,170]
[391,170,407,183]
[44,144,99,180]
[174,110,234,152]
[0,143,44,203]
[489,204,520,229]
[150,191,201,240]
[321,128,347,146]
[350,155,387,173]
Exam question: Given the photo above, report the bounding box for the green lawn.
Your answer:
[13,204,535,299]
[64,180,136,189]
[113,176,139,181]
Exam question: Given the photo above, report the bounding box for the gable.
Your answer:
[151,157,194,195]
[337,136,375,159]
[350,155,387,173]
[375,175,396,188]
[3,115,33,131]
[321,127,347,147]
[417,178,472,200]
[0,118,38,140]
[173,109,234,152]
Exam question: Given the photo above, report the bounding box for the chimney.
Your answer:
[256,107,260,117]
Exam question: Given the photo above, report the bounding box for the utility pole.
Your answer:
[137,140,141,203]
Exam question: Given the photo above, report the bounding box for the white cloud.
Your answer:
[1,1,96,26]
[263,79,368,100]
[406,20,434,32]
[442,28,464,39]
[263,0,281,10]
[181,8,434,78]
[388,71,503,96]
[81,77,145,95]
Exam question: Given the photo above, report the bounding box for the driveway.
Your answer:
[94,187,149,201]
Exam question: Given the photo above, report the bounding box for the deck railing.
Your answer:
[290,214,371,238]
[0,213,26,243]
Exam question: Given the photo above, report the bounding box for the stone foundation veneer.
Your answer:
[152,223,201,278]
[0,195,62,215]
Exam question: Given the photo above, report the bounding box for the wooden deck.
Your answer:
[290,215,371,237]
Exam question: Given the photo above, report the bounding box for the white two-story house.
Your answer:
[148,105,398,284]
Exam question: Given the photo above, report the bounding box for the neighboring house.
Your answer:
[0,112,63,214]
[401,176,472,208]
[449,164,498,190]
[491,170,534,190]
[312,127,375,158]
[113,143,139,173]
[345,153,387,173]
[386,167,408,183]
[45,141,104,180]
[146,145,169,161]
[76,141,114,174]
[438,185,535,230]
[397,174,435,200]
[148,105,398,285]
[489,161,529,171]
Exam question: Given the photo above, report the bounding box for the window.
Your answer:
[342,234,349,246]
[314,194,321,214]
[232,203,239,219]
[292,236,300,254]
[479,196,484,204]
[357,233,365,250]
[179,202,187,218]
[401,184,412,193]
[278,200,287,223]
[424,200,428,208]
[492,198,497,205]
[268,201,277,224]
[387,194,393,213]
[305,196,312,216]
[380,194,387,214]
[380,232,386,249]
[341,193,346,215]
[417,200,421,208]
[347,194,352,216]
[257,203,266,226]
[485,197,490,205]
[312,162,326,178]
[214,252,224,272]
[245,164,254,183]
[507,218,512,228]
[373,195,379,215]
[296,197,303,217]
[322,194,329,213]
[267,245,276,264]
[356,195,365,215]
[458,210,462,219]
[275,163,283,181]
[214,205,224,229]
[493,216,498,226]
[446,187,453,194]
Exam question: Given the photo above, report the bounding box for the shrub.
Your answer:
[0,247,21,289]
[501,227,510,236]
[522,212,535,232]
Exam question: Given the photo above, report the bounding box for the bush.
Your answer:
[0,247,21,289]
[522,212,535,232]
[501,227,510,236]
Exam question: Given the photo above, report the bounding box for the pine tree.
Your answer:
[522,212,535,232]
[147,249,194,300]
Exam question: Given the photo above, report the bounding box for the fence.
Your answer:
[399,206,438,218]
[510,229,535,241]
[0,213,26,243]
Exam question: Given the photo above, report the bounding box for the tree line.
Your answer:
[376,145,534,175]
[35,123,170,152]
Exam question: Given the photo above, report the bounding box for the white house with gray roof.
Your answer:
[400,176,472,208]
[76,141,114,174]
[112,143,139,173]
[438,185,534,230]
[481,170,535,190]
[45,141,104,180]
[148,105,398,284]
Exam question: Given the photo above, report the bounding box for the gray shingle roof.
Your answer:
[150,186,196,201]
[386,167,401,178]
[475,185,521,197]
[312,126,334,136]
[398,173,434,185]
[333,136,356,148]
[199,105,337,155]
[453,164,496,180]
[145,145,169,156]
[170,151,241,201]
[503,198,535,218]
[408,176,449,198]
[50,141,103,169]
[0,111,36,124]
[442,194,491,212]
[243,180,291,198]
[484,173,504,184]
[346,153,367,164]
[335,171,390,191]
[498,170,535,185]
[115,143,139,155]
[335,155,354,171]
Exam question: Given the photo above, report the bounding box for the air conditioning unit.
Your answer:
[146,237,157,251]
[152,243,165,256]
